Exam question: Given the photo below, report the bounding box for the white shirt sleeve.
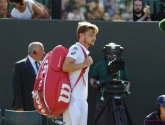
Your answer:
[66,45,80,60]
[11,8,16,18]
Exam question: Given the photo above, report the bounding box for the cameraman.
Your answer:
[90,42,130,125]
[144,95,165,125]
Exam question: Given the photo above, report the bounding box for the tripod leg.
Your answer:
[116,96,133,125]
[124,100,134,125]
[120,97,127,125]
[112,95,130,125]
[111,95,121,125]
[93,95,111,125]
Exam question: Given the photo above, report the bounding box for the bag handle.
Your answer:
[72,45,88,90]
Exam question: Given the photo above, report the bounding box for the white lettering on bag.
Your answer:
[39,59,48,87]
[35,58,49,115]
[36,95,47,115]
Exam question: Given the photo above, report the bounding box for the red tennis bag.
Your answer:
[32,45,87,117]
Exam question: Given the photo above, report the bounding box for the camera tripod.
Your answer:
[93,93,133,125]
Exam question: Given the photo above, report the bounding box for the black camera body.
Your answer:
[94,79,129,94]
[103,43,124,74]
[95,43,130,95]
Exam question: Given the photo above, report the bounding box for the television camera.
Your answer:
[94,43,130,94]
[93,43,133,125]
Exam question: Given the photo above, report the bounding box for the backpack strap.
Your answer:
[72,45,88,90]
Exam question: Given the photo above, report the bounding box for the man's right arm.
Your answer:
[12,63,23,111]
[62,57,92,72]
[62,45,93,72]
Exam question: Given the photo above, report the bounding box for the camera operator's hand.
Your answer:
[123,89,130,97]
[84,56,93,67]
[90,78,100,88]
[93,80,102,87]
[92,83,100,88]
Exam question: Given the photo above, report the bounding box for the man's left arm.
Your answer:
[123,66,130,90]
[126,81,130,90]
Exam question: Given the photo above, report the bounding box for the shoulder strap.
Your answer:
[72,44,88,90]
[26,1,32,14]
[79,45,87,57]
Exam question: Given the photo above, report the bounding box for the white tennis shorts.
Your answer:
[63,97,88,125]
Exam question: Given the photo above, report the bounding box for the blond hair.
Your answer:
[76,21,99,39]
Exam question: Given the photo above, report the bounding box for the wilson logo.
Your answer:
[58,84,71,103]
